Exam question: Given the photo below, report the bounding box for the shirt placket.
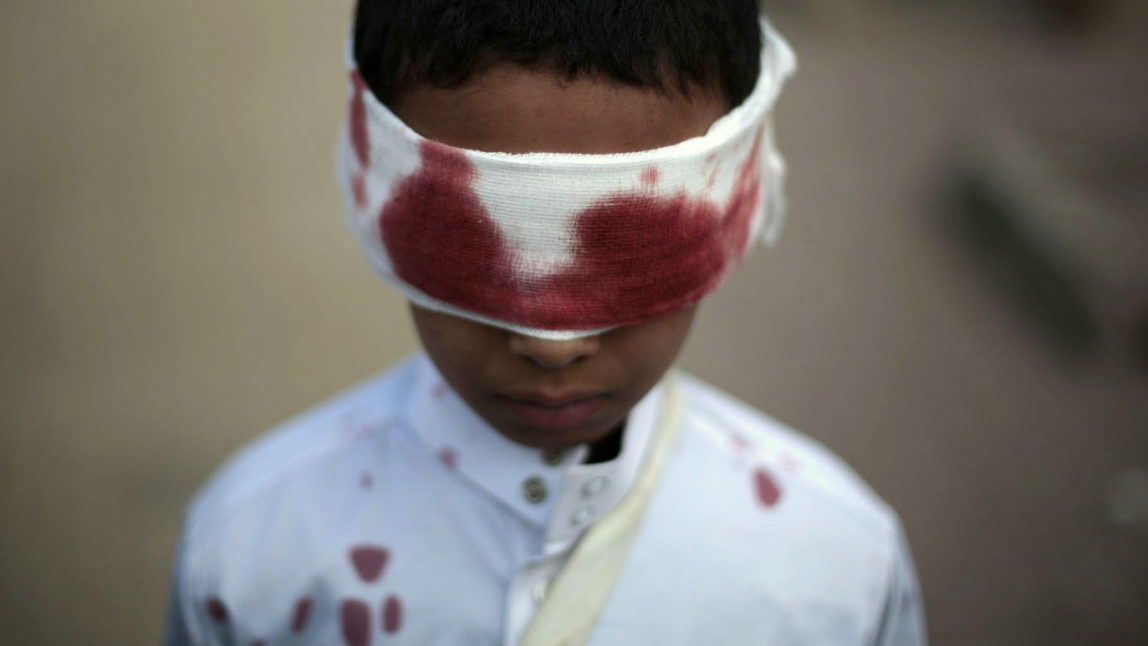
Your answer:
[503,444,589,646]
[502,386,659,646]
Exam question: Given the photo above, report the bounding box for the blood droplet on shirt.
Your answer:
[640,167,659,186]
[340,599,371,646]
[349,71,370,167]
[291,596,313,633]
[350,545,390,583]
[753,467,782,508]
[438,447,458,469]
[382,594,403,634]
[729,433,751,453]
[205,597,228,623]
[779,454,801,473]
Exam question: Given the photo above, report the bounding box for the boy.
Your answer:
[165,1,927,644]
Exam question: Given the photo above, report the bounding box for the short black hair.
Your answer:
[353,0,763,109]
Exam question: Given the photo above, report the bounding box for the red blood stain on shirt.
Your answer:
[291,597,313,633]
[640,167,659,186]
[350,425,375,442]
[350,545,390,583]
[340,599,371,646]
[382,594,403,634]
[438,447,459,469]
[753,467,782,508]
[205,597,228,623]
[379,140,516,315]
[779,454,801,473]
[349,71,370,167]
[729,433,751,454]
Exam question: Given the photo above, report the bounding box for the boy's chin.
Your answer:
[489,411,626,450]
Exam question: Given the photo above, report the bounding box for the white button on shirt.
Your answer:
[165,355,927,645]
[581,476,608,497]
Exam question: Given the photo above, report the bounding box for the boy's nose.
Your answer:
[509,333,600,369]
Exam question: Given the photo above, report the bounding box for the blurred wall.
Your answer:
[1,2,1145,644]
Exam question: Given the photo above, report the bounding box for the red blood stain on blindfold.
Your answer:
[350,71,371,168]
[378,132,763,331]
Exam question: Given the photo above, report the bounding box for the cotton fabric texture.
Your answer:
[338,21,797,339]
[164,356,928,645]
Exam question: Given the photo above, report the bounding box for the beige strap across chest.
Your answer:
[519,373,685,646]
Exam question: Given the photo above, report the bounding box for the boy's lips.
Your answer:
[496,390,609,431]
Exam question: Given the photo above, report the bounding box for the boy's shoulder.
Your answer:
[582,374,922,644]
[674,372,900,540]
[182,356,422,545]
[171,363,924,644]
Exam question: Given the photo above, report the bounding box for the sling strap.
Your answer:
[520,372,685,645]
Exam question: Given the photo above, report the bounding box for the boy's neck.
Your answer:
[583,421,625,464]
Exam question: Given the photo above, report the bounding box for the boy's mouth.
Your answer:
[496,391,608,431]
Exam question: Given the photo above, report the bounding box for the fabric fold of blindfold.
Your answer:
[339,19,795,340]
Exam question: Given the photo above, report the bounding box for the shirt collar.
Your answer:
[405,355,661,542]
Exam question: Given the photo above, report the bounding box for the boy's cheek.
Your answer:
[614,305,699,369]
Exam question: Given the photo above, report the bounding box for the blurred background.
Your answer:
[1,1,1146,643]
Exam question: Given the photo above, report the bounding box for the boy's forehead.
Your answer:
[391,64,729,155]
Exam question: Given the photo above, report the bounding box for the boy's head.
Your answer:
[346,0,792,448]
[352,0,764,112]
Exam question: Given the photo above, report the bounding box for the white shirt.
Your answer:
[165,355,926,645]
